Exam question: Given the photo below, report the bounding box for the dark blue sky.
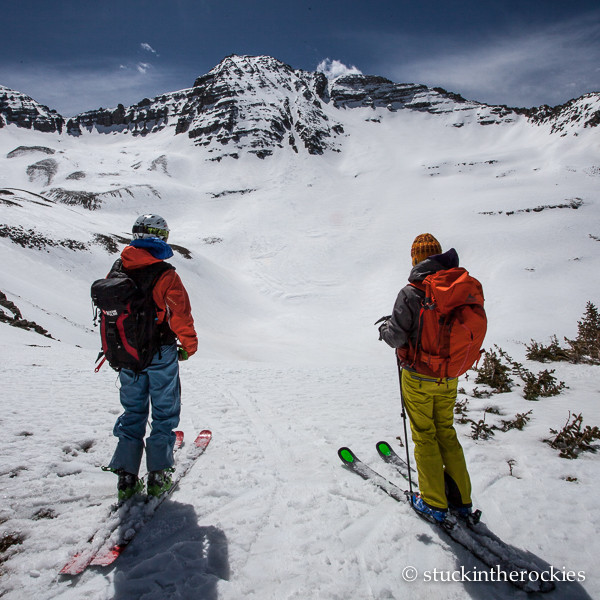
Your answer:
[2,0,599,115]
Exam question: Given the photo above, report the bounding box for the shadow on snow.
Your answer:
[110,499,229,600]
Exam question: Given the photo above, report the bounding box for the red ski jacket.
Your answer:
[121,245,198,356]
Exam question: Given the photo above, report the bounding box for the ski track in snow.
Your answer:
[0,96,599,598]
[1,329,598,599]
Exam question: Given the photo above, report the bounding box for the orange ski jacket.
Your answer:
[120,245,198,356]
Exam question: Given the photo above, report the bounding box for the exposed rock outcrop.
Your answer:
[0,86,64,133]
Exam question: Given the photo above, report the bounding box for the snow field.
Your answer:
[0,98,599,598]
[1,323,599,598]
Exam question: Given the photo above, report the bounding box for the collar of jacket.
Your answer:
[121,242,173,270]
[408,248,459,283]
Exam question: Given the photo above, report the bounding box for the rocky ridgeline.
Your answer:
[525,93,600,135]
[1,56,598,158]
[329,75,517,125]
[66,95,180,137]
[0,86,64,133]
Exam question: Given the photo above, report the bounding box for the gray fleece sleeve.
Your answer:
[380,285,422,349]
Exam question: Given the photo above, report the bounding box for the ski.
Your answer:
[375,440,417,484]
[377,439,562,586]
[60,429,211,575]
[376,440,527,549]
[338,446,554,593]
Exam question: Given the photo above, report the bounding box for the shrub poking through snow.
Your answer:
[527,302,600,365]
[471,386,493,398]
[526,335,570,362]
[521,369,567,401]
[545,412,600,459]
[469,412,496,440]
[454,397,470,424]
[500,410,533,432]
[475,348,513,392]
[565,302,600,365]
[496,346,567,401]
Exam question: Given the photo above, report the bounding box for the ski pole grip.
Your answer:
[374,315,392,325]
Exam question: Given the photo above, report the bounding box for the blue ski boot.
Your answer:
[411,493,448,524]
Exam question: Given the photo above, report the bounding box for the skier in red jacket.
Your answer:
[107,214,197,500]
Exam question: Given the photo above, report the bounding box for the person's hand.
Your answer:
[375,316,392,341]
[177,347,189,361]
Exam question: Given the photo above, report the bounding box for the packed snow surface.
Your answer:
[1,91,599,599]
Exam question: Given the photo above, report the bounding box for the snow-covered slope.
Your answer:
[1,82,598,360]
[0,55,599,599]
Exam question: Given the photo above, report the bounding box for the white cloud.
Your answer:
[140,42,158,55]
[316,58,362,81]
[137,62,151,74]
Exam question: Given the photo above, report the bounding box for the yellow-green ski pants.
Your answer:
[401,369,472,510]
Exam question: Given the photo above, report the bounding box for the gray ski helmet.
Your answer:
[132,214,170,241]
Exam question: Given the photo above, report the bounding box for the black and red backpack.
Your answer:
[91,259,175,373]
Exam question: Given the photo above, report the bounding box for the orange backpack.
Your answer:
[397,267,487,379]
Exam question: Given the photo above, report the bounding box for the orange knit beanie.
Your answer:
[411,233,442,266]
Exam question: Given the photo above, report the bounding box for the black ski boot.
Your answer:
[117,470,144,501]
[147,468,175,497]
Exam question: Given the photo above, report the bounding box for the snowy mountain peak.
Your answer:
[182,53,341,158]
[65,54,341,159]
[0,86,64,133]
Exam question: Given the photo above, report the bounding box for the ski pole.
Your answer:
[396,353,415,505]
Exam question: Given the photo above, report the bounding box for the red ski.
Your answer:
[60,430,211,576]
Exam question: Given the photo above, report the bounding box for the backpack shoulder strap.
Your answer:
[126,261,175,294]
[107,258,124,278]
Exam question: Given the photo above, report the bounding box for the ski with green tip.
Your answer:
[375,440,417,484]
[337,445,554,593]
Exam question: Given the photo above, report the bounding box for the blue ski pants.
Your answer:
[108,343,181,475]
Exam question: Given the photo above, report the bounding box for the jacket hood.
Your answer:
[121,245,165,270]
[408,248,459,283]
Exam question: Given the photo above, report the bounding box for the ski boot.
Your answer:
[450,503,482,524]
[116,470,144,502]
[452,505,472,518]
[147,468,175,497]
[410,493,454,528]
